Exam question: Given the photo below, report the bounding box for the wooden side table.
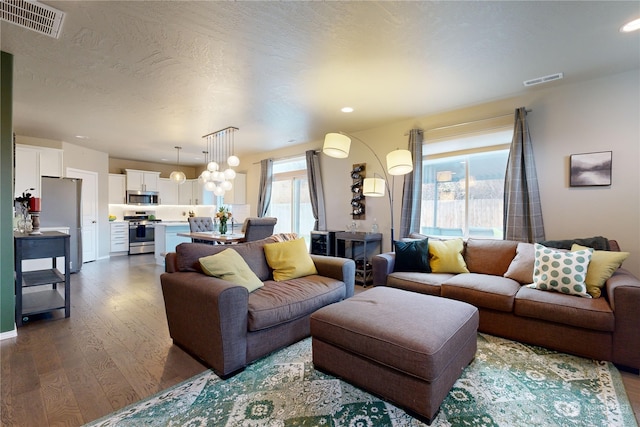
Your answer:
[14,231,70,326]
[335,231,382,286]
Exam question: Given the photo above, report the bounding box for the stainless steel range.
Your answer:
[124,211,161,255]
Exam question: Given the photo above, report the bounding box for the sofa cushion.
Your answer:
[394,238,431,273]
[514,286,615,332]
[571,244,630,291]
[428,238,469,273]
[528,244,593,298]
[199,249,264,292]
[247,276,346,331]
[264,238,318,281]
[504,242,535,284]
[387,272,454,296]
[441,273,521,312]
[176,237,276,281]
[464,238,518,276]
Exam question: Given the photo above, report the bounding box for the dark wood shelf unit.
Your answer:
[335,231,382,286]
[310,230,341,256]
[14,231,71,326]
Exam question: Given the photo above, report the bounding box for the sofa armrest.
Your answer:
[165,252,178,272]
[606,268,640,370]
[160,271,249,377]
[310,255,356,298]
[372,252,396,286]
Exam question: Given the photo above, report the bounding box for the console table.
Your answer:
[14,231,70,326]
[335,231,382,286]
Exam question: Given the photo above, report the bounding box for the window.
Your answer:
[269,156,315,242]
[420,128,511,239]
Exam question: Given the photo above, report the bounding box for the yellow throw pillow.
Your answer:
[264,238,318,281]
[428,238,469,274]
[199,249,264,292]
[571,244,629,294]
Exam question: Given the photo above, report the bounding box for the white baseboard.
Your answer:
[0,326,17,340]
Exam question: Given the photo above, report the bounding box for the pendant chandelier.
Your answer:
[169,146,186,185]
[200,126,240,196]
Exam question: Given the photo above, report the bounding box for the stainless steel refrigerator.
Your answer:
[40,176,83,273]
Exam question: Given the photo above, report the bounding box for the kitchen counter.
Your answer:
[154,223,192,265]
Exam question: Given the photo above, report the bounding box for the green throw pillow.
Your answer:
[571,243,629,296]
[264,238,318,281]
[199,249,264,292]
[394,238,430,273]
[428,238,469,274]
[529,243,593,298]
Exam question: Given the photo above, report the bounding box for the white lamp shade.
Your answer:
[213,186,225,196]
[223,168,236,180]
[387,149,413,175]
[227,155,240,167]
[207,161,219,172]
[322,133,351,158]
[211,171,223,181]
[362,177,385,197]
[221,180,233,191]
[200,170,211,181]
[170,170,186,184]
[204,181,217,191]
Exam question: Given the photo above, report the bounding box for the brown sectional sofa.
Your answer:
[161,236,355,378]
[372,237,640,371]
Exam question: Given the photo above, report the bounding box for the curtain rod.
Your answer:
[252,150,320,165]
[409,109,532,135]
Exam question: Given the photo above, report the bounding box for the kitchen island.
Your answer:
[154,222,191,266]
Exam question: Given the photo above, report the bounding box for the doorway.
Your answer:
[66,168,98,263]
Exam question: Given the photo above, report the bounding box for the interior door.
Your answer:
[66,168,98,263]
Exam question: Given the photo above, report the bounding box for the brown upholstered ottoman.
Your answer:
[310,286,479,424]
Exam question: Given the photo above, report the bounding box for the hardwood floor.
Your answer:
[1,254,639,426]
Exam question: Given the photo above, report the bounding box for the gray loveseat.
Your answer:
[372,236,640,371]
[161,235,355,378]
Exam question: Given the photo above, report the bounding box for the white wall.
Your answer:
[245,70,640,277]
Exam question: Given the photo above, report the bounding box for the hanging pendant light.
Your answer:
[199,127,240,195]
[170,146,186,185]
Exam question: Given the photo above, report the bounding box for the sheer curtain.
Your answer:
[306,150,326,231]
[399,129,423,239]
[257,158,273,217]
[503,107,545,242]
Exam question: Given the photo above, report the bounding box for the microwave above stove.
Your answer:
[127,190,159,206]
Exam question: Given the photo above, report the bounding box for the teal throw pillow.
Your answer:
[394,238,431,273]
[528,243,593,298]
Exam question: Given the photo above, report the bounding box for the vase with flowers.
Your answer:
[216,206,232,235]
[14,188,35,233]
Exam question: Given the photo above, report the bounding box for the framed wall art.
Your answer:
[569,151,612,187]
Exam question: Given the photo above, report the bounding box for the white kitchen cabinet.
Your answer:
[178,180,194,205]
[14,144,64,199]
[110,222,129,254]
[158,178,178,205]
[125,169,160,192]
[222,173,246,205]
[39,147,64,177]
[193,180,214,205]
[108,174,127,204]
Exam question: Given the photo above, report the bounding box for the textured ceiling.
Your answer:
[2,1,639,166]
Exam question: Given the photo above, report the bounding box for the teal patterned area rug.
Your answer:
[86,334,637,427]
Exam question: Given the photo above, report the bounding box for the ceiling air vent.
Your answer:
[523,72,564,87]
[1,0,65,39]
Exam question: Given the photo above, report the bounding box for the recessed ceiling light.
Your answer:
[621,18,640,33]
[341,107,354,113]
[75,135,89,139]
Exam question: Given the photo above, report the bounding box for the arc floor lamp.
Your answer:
[322,132,413,247]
